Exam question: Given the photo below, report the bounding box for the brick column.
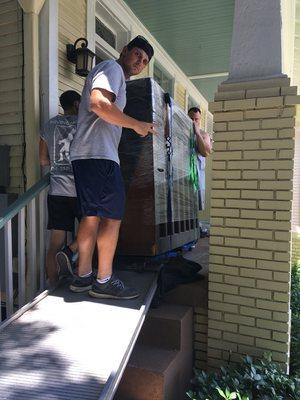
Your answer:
[207,78,300,370]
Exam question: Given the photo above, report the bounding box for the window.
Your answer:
[95,17,116,49]
[153,63,173,95]
[94,1,130,62]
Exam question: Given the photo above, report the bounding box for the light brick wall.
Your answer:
[207,77,300,371]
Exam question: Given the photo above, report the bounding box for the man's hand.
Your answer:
[133,121,158,137]
[91,88,159,136]
[193,122,212,157]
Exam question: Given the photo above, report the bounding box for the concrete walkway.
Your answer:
[185,237,210,276]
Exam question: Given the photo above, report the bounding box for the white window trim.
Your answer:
[95,35,119,60]
[87,0,96,53]
[87,0,131,62]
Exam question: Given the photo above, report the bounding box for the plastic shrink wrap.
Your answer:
[118,78,198,256]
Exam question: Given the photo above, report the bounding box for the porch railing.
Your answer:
[0,174,50,323]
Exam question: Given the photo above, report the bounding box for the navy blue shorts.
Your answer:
[47,195,81,232]
[72,159,125,220]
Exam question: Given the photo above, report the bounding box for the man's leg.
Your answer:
[46,230,66,285]
[96,217,121,279]
[77,216,100,276]
[69,216,100,292]
[89,217,139,300]
[55,238,78,276]
[68,240,78,254]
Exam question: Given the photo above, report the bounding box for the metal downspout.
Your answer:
[17,0,45,189]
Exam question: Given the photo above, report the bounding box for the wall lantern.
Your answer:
[66,38,95,77]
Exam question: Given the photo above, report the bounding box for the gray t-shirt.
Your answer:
[70,60,126,164]
[40,114,77,197]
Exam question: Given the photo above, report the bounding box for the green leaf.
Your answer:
[216,388,226,399]
[245,356,252,364]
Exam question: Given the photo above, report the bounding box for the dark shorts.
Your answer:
[72,159,125,220]
[47,195,81,232]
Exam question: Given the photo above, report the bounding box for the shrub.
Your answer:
[290,261,300,374]
[187,353,300,400]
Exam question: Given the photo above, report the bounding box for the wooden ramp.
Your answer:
[0,271,157,400]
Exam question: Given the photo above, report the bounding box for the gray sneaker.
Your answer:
[70,273,94,293]
[56,246,77,276]
[89,276,139,300]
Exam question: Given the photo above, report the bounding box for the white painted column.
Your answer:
[39,0,58,124]
[227,0,286,82]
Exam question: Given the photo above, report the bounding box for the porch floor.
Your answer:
[185,237,209,276]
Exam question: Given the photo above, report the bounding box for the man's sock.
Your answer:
[80,270,92,278]
[97,275,111,284]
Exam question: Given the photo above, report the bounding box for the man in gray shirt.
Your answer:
[40,90,81,285]
[70,36,156,299]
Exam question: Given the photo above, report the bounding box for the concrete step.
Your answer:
[115,344,191,400]
[115,304,193,400]
[163,276,208,308]
[137,303,193,351]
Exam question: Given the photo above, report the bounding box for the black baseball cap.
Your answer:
[127,35,154,61]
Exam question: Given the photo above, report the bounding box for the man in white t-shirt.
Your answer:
[70,36,156,299]
[188,107,212,211]
[39,90,81,285]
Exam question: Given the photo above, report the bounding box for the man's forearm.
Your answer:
[195,132,208,157]
[91,98,139,131]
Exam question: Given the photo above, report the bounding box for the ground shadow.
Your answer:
[0,319,105,399]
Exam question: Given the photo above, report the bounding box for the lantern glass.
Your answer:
[75,48,95,76]
[76,51,85,71]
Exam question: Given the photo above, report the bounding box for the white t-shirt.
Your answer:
[70,60,126,164]
[40,114,77,197]
[197,155,206,210]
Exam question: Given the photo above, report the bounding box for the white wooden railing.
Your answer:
[0,174,50,324]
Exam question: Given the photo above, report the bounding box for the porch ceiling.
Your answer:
[124,0,235,101]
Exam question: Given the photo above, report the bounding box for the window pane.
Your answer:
[95,17,116,49]
[153,65,162,85]
[153,64,172,94]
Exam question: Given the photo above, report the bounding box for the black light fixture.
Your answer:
[66,38,95,77]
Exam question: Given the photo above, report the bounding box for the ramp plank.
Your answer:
[0,271,157,400]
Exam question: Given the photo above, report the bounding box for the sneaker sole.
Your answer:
[70,284,92,293]
[56,252,74,276]
[88,290,139,300]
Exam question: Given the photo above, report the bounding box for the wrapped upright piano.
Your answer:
[118,78,198,256]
